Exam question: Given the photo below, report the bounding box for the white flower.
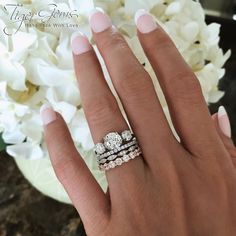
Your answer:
[70,109,94,150]
[0,57,27,91]
[69,0,94,15]
[124,0,161,14]
[7,142,44,160]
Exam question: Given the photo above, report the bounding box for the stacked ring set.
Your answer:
[94,130,142,171]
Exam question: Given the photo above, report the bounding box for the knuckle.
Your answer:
[169,72,203,104]
[84,96,119,126]
[142,29,173,53]
[53,158,78,184]
[116,68,152,103]
[99,32,128,53]
[149,34,173,52]
[116,68,141,91]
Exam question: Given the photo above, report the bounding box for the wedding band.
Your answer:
[98,144,140,164]
[99,148,142,171]
[94,130,142,171]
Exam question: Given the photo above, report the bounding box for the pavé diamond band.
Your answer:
[94,130,142,171]
[98,139,137,160]
[98,145,140,164]
[99,148,142,171]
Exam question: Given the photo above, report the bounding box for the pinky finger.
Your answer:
[40,104,110,234]
[212,107,236,163]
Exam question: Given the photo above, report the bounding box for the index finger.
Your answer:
[40,105,110,233]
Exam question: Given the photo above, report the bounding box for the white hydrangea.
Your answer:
[0,0,230,202]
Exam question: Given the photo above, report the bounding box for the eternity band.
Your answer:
[98,145,140,164]
[99,148,142,171]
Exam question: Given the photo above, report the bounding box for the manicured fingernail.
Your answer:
[71,32,92,55]
[40,104,57,126]
[135,9,158,34]
[218,106,231,138]
[89,7,112,33]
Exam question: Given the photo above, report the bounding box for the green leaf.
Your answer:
[0,134,6,151]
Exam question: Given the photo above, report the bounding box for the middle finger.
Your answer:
[89,8,176,166]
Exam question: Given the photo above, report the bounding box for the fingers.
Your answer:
[71,32,145,189]
[217,106,232,139]
[40,104,110,232]
[71,32,127,142]
[211,107,236,165]
[89,8,176,165]
[135,10,221,157]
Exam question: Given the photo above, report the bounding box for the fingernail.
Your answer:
[135,9,158,34]
[218,106,231,138]
[40,104,57,126]
[71,32,92,55]
[89,7,112,33]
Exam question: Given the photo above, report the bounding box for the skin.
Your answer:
[42,16,236,236]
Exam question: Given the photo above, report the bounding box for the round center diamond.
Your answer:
[104,132,122,150]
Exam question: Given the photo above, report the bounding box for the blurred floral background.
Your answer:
[0,0,236,235]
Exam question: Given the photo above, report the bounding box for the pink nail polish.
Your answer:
[71,32,92,55]
[40,104,57,125]
[218,106,231,138]
[135,9,158,34]
[89,8,112,33]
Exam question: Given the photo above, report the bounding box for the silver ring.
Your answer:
[99,148,142,171]
[98,139,137,160]
[98,144,139,164]
[94,130,134,155]
[94,130,142,171]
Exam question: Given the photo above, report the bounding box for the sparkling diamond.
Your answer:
[129,146,136,152]
[130,152,136,159]
[94,143,106,154]
[121,130,133,141]
[118,150,127,156]
[123,155,130,162]
[100,159,107,164]
[115,158,123,166]
[104,132,122,150]
[109,161,116,169]
[108,155,116,161]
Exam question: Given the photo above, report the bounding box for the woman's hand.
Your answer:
[40,9,236,236]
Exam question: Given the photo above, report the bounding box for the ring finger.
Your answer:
[71,32,145,192]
